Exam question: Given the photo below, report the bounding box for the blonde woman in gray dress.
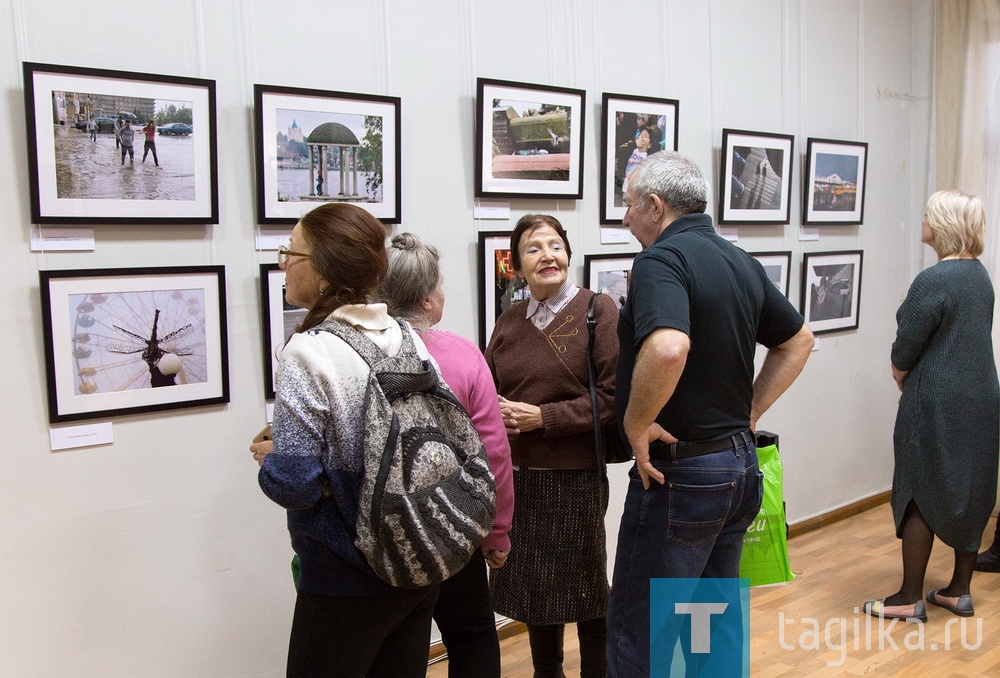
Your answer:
[864,190,999,622]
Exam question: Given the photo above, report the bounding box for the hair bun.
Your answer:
[391,232,421,251]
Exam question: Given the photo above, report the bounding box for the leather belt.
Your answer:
[647,430,751,461]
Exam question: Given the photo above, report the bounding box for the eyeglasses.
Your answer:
[277,245,310,266]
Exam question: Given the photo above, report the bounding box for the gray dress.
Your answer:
[891,259,1000,551]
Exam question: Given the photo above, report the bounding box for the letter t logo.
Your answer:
[675,603,729,653]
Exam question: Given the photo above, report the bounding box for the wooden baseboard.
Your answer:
[787,489,891,539]
[428,620,526,665]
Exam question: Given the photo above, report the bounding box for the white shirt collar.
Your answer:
[525,281,579,323]
[330,303,394,330]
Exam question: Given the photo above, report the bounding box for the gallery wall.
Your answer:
[0,0,933,675]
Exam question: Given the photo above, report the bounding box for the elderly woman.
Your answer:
[378,232,514,678]
[864,190,999,622]
[256,204,439,677]
[486,214,618,678]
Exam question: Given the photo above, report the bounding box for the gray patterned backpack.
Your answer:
[324,320,496,588]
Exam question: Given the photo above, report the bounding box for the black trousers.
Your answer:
[433,550,501,678]
[286,584,439,678]
[527,617,606,678]
[142,141,158,165]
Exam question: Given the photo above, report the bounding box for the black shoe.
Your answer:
[974,547,1000,572]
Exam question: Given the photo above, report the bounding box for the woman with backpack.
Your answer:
[379,232,514,678]
[256,203,440,677]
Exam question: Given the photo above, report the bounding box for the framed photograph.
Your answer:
[802,138,868,225]
[748,251,792,299]
[254,84,401,224]
[475,78,585,199]
[719,128,794,225]
[800,250,863,334]
[600,93,680,223]
[259,264,308,400]
[584,253,638,309]
[477,231,530,350]
[40,266,229,424]
[23,62,218,225]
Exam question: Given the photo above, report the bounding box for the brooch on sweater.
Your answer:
[547,314,579,354]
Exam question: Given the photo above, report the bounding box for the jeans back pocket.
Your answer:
[666,479,737,547]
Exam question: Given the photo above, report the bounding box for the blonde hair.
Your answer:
[924,189,986,258]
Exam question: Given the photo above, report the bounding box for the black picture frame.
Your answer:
[40,266,230,423]
[23,61,218,225]
[600,92,679,223]
[800,250,863,334]
[475,78,586,199]
[254,84,401,225]
[583,253,638,310]
[259,263,308,400]
[802,138,868,226]
[718,128,794,225]
[477,231,529,350]
[748,251,793,299]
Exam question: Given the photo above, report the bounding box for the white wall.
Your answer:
[0,0,932,675]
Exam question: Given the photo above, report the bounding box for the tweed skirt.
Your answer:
[489,468,610,625]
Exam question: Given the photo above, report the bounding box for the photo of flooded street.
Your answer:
[53,123,195,201]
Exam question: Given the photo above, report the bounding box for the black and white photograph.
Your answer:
[803,138,868,225]
[40,266,230,423]
[800,250,863,334]
[749,251,793,299]
[254,84,401,224]
[584,253,638,309]
[475,78,585,199]
[478,231,530,349]
[259,264,308,400]
[23,62,218,224]
[719,128,794,225]
[600,93,679,223]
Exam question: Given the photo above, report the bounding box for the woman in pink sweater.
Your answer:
[380,232,514,678]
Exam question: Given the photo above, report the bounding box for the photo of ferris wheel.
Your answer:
[68,288,208,395]
[40,266,229,423]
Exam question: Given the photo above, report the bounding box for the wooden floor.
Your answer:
[427,503,1000,677]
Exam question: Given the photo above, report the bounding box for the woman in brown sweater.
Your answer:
[485,214,619,678]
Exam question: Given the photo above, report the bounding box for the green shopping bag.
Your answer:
[739,437,794,586]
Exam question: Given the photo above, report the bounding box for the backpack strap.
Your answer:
[321,318,437,399]
[320,317,418,367]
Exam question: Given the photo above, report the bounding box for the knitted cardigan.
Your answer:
[485,290,619,470]
[258,303,431,596]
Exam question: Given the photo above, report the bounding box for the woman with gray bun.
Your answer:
[380,232,515,678]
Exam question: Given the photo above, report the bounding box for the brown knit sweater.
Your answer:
[485,289,619,470]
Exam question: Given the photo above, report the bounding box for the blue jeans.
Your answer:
[606,430,762,677]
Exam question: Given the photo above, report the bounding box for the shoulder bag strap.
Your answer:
[586,293,607,476]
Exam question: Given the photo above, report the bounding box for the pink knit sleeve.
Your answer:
[464,349,514,552]
[425,332,513,551]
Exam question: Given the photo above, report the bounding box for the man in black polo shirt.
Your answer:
[606,151,814,677]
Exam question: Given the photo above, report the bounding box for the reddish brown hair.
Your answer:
[296,203,388,332]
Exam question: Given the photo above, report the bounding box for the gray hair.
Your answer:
[379,232,441,323]
[629,151,710,215]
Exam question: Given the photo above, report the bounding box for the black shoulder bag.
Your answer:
[586,293,634,467]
